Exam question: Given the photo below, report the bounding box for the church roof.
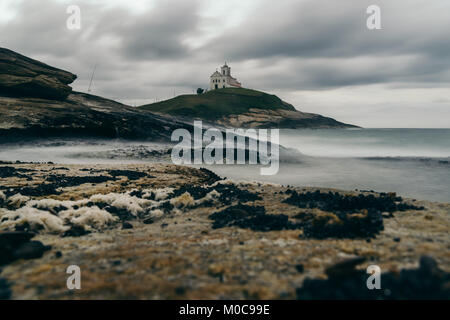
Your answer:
[210,71,222,77]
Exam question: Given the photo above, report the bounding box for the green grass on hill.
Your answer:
[139,88,296,120]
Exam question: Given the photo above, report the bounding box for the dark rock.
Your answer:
[284,190,423,215]
[62,225,90,237]
[295,264,305,273]
[54,251,63,258]
[175,286,186,295]
[296,256,450,300]
[0,166,35,179]
[199,168,223,185]
[143,218,154,225]
[0,231,35,248]
[284,190,424,239]
[102,205,135,222]
[13,241,51,260]
[325,256,366,278]
[209,203,299,232]
[0,231,37,265]
[172,183,261,206]
[107,170,148,181]
[122,222,133,229]
[0,47,77,100]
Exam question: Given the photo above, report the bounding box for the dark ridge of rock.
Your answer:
[296,256,450,300]
[198,168,223,185]
[0,47,77,100]
[12,241,51,260]
[0,166,35,178]
[45,174,115,187]
[107,170,149,180]
[0,231,50,266]
[0,92,194,143]
[2,174,118,198]
[9,183,62,198]
[209,203,298,232]
[284,190,423,214]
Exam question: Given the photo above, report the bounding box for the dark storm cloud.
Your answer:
[117,1,200,60]
[202,0,450,89]
[1,0,449,115]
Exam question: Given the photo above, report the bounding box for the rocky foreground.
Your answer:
[0,163,449,299]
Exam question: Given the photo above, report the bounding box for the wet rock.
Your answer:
[0,47,76,100]
[296,256,450,300]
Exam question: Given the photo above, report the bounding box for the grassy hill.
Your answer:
[139,88,296,120]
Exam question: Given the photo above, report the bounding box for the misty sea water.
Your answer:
[204,129,450,202]
[0,128,449,202]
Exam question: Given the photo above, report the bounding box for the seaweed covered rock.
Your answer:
[284,190,423,214]
[285,190,423,239]
[296,256,450,300]
[0,47,77,100]
[209,203,297,231]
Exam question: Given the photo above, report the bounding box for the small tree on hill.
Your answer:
[197,88,204,95]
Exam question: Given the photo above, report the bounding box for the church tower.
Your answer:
[221,63,231,76]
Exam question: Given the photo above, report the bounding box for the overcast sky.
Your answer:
[1,0,449,127]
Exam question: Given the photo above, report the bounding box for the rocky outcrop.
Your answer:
[0,92,193,142]
[215,108,358,129]
[0,47,76,100]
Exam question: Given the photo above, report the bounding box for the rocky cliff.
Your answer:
[0,47,76,100]
[140,88,358,129]
[0,48,195,142]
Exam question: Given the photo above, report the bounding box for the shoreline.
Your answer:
[0,162,449,299]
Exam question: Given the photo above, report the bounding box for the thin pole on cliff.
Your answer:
[88,64,97,93]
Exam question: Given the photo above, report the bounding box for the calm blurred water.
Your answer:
[0,129,449,202]
[205,129,450,202]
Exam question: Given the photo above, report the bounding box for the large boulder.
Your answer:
[0,47,77,100]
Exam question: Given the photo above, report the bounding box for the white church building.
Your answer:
[209,63,242,90]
